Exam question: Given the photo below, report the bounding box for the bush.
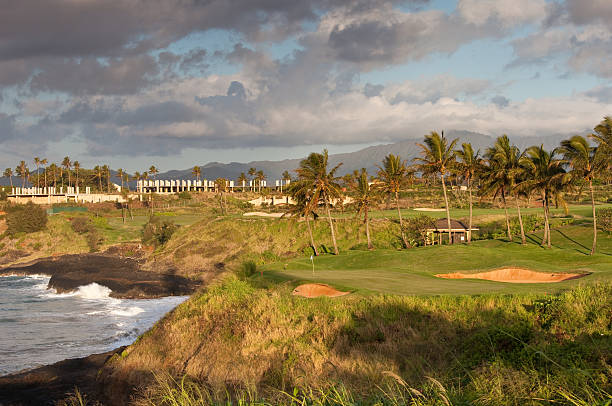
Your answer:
[234,260,257,279]
[5,203,48,236]
[403,215,435,247]
[597,208,612,233]
[142,217,177,247]
[177,191,192,200]
[0,188,7,201]
[70,216,103,252]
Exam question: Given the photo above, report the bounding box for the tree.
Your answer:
[192,166,201,182]
[62,156,72,189]
[481,135,526,243]
[4,168,13,188]
[41,158,48,188]
[256,170,266,192]
[286,183,319,256]
[93,165,103,192]
[519,146,566,248]
[49,163,58,188]
[103,165,111,193]
[149,165,159,180]
[16,161,29,188]
[455,143,481,243]
[34,157,41,189]
[281,170,291,193]
[591,116,612,151]
[377,154,410,248]
[248,167,256,191]
[415,131,458,244]
[352,168,378,250]
[293,150,343,255]
[133,171,142,192]
[215,178,228,214]
[237,172,248,192]
[117,168,125,191]
[560,135,607,255]
[73,161,81,190]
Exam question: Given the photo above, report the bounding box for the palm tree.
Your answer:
[591,116,612,151]
[16,161,29,188]
[4,168,13,188]
[133,171,142,192]
[149,165,159,180]
[103,165,111,193]
[93,165,103,191]
[455,143,481,243]
[248,167,256,191]
[117,168,125,191]
[256,170,266,192]
[560,135,607,255]
[281,170,291,193]
[49,163,58,188]
[415,131,458,244]
[73,161,81,190]
[34,157,41,189]
[61,156,72,189]
[519,146,566,248]
[293,150,343,255]
[41,158,48,188]
[215,178,227,214]
[352,168,377,250]
[481,135,525,243]
[124,173,130,192]
[237,172,248,192]
[286,183,319,256]
[377,154,410,248]
[192,166,201,182]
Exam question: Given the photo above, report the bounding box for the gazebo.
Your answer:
[426,218,479,245]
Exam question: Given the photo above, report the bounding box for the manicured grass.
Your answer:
[262,225,612,296]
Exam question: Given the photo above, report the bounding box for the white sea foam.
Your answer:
[111,306,145,317]
[74,283,112,300]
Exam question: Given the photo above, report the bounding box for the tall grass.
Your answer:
[102,280,612,405]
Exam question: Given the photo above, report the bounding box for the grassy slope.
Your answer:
[262,225,612,296]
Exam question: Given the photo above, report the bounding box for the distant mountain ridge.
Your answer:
[156,130,573,181]
[0,130,578,186]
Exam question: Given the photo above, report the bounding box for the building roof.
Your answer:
[428,218,479,231]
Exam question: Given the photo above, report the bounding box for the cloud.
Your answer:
[491,95,510,108]
[457,0,547,27]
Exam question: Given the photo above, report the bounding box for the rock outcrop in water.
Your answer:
[0,254,199,299]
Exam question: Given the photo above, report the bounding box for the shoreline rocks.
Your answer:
[0,253,199,299]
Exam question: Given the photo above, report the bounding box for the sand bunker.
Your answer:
[436,267,588,283]
[292,283,350,298]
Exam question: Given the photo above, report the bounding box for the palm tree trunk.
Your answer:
[9,176,12,188]
[440,173,452,244]
[467,178,473,244]
[44,170,47,189]
[541,191,549,247]
[589,178,597,255]
[395,190,409,248]
[324,196,339,255]
[502,190,513,241]
[515,193,526,245]
[36,164,39,189]
[305,215,319,256]
[365,206,373,250]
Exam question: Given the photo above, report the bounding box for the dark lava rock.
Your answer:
[0,347,124,406]
[0,254,199,299]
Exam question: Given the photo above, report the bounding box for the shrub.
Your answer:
[5,203,47,236]
[597,208,612,233]
[235,260,257,279]
[70,216,103,252]
[177,191,192,200]
[403,215,435,246]
[142,217,177,247]
[0,188,7,201]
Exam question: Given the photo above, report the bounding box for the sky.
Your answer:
[0,0,611,173]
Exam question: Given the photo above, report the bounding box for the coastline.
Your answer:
[0,347,125,406]
[0,253,200,299]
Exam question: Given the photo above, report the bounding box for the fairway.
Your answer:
[263,225,612,296]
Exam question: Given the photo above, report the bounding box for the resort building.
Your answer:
[426,218,479,245]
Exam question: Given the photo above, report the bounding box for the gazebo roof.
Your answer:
[428,218,478,232]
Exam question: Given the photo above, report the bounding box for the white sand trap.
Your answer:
[243,212,285,218]
[436,267,588,283]
[414,208,446,212]
[292,283,351,298]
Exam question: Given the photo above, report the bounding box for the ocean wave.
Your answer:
[110,306,145,317]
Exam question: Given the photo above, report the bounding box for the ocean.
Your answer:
[0,275,188,375]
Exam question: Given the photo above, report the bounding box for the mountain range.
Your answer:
[0,130,580,187]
